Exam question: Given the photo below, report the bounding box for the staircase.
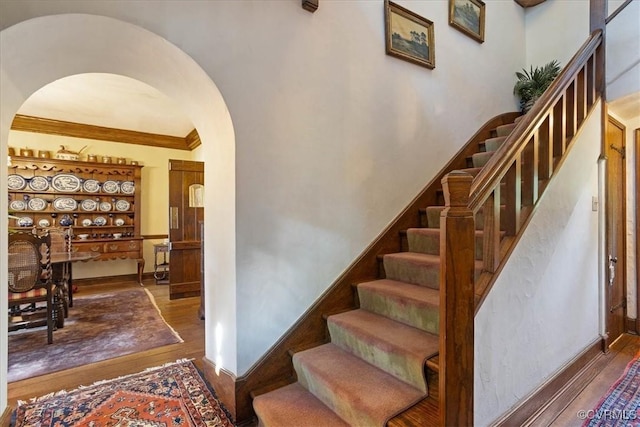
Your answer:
[252,122,518,426]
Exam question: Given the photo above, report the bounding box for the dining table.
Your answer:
[51,251,99,308]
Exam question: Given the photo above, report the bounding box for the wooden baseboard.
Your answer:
[494,337,605,426]
[627,317,637,335]
[201,356,251,425]
[74,272,156,287]
[0,406,13,426]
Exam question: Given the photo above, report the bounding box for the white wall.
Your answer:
[0,0,528,374]
[7,131,196,279]
[475,102,603,426]
[524,0,590,69]
[606,0,640,102]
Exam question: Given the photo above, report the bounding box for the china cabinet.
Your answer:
[8,155,145,282]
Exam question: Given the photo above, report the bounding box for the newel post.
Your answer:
[439,171,475,426]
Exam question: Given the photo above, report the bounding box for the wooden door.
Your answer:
[605,115,627,344]
[168,159,204,300]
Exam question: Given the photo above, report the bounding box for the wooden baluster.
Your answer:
[483,187,500,273]
[587,54,596,108]
[553,95,566,158]
[504,156,522,236]
[439,171,474,427]
[566,81,576,139]
[521,133,539,207]
[577,66,587,126]
[539,114,553,182]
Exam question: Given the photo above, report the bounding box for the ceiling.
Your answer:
[16,73,194,138]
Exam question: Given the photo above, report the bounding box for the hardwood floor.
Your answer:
[6,278,204,413]
[548,333,640,426]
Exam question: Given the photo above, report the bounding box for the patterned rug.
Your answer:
[583,351,640,426]
[12,359,235,427]
[8,287,183,382]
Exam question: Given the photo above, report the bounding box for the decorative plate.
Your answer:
[120,181,135,194]
[27,198,47,211]
[29,176,49,191]
[80,199,98,211]
[38,218,51,228]
[114,218,125,226]
[17,216,33,227]
[8,174,27,190]
[52,197,78,211]
[94,216,107,226]
[115,199,130,211]
[102,180,119,194]
[82,179,101,193]
[99,201,112,211]
[82,218,93,227]
[9,200,26,211]
[51,174,81,192]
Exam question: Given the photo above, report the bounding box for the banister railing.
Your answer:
[438,29,604,427]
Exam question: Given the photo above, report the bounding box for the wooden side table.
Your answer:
[153,243,170,284]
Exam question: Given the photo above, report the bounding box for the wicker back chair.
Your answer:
[8,231,62,344]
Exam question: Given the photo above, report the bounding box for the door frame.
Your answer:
[605,113,627,343]
[635,128,640,333]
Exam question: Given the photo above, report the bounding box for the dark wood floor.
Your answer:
[6,278,204,412]
[5,280,640,426]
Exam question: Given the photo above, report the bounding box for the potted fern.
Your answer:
[513,60,561,113]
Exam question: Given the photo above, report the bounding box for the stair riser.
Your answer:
[327,319,428,392]
[425,206,507,231]
[358,288,439,334]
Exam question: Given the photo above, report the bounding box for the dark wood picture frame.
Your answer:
[385,0,435,69]
[449,0,486,43]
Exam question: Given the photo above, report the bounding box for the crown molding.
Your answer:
[11,114,194,151]
[185,128,202,150]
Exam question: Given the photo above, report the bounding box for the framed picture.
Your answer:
[449,0,485,43]
[385,0,435,69]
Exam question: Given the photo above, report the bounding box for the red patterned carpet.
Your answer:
[12,360,235,427]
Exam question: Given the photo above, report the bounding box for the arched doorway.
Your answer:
[0,14,237,412]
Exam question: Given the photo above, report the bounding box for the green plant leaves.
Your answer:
[513,60,561,113]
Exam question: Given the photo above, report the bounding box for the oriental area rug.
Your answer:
[11,359,235,427]
[583,351,640,426]
[8,288,183,382]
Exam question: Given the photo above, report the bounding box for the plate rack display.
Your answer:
[8,155,145,281]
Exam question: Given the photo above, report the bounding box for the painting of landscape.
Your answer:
[449,0,485,43]
[385,1,435,69]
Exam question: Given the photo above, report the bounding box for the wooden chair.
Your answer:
[47,226,73,314]
[8,231,64,344]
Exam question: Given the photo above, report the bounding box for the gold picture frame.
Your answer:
[385,0,435,69]
[449,0,485,43]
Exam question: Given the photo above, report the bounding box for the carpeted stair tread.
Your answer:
[472,150,496,168]
[383,251,483,288]
[407,227,488,260]
[383,252,441,288]
[357,279,440,333]
[483,135,507,152]
[253,382,350,427]
[328,309,438,392]
[294,343,424,427]
[460,167,482,176]
[496,122,516,137]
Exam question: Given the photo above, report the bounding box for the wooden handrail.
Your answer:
[468,30,603,212]
[606,0,633,24]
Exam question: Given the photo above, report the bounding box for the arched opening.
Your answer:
[1,14,237,411]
